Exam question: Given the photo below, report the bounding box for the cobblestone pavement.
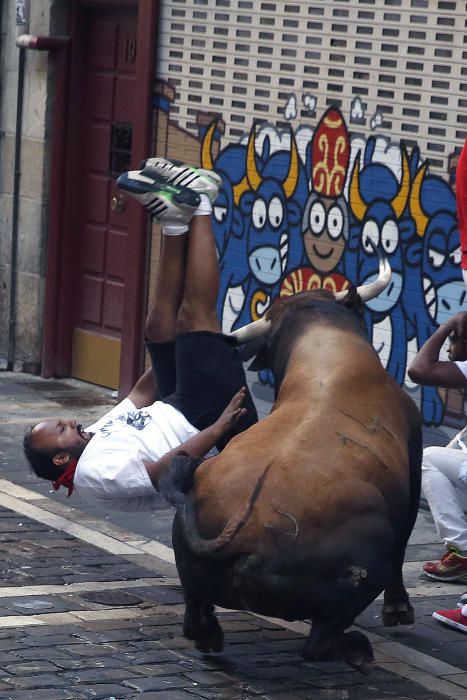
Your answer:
[0,371,466,699]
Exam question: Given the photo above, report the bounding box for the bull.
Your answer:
[159,247,422,674]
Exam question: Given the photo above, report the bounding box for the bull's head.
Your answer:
[229,243,391,344]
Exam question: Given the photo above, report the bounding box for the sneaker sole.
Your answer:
[432,611,467,632]
[423,571,467,582]
[117,172,200,207]
[141,158,222,193]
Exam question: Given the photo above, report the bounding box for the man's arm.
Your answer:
[143,387,248,489]
[127,368,158,408]
[408,311,467,389]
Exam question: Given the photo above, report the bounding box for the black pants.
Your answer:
[147,331,258,447]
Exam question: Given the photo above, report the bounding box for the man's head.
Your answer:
[23,419,92,480]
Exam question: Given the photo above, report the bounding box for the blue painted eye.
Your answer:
[252,198,267,229]
[362,220,379,252]
[268,197,283,228]
[381,220,398,254]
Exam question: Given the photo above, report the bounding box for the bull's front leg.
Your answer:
[303,619,374,675]
[382,571,414,627]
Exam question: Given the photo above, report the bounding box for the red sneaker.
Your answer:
[461,592,467,604]
[423,549,467,581]
[433,605,467,633]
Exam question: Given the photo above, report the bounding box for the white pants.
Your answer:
[422,445,467,552]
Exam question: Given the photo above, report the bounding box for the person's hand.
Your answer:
[446,312,467,361]
[446,311,467,339]
[215,387,248,434]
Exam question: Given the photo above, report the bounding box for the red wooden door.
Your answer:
[70,4,138,388]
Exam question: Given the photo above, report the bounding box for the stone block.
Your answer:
[22,67,48,140]
[20,138,45,201]
[18,198,47,276]
[29,0,53,36]
[0,133,15,195]
[14,270,44,367]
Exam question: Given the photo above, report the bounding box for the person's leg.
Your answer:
[171,198,258,443]
[456,138,467,285]
[422,446,467,552]
[176,196,220,335]
[146,235,188,343]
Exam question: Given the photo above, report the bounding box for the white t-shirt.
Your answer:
[74,398,203,511]
[455,360,467,379]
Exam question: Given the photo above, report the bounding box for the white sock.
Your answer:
[161,195,212,236]
[194,194,212,216]
[161,221,190,236]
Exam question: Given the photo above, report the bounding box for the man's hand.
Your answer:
[215,387,248,435]
[446,311,467,340]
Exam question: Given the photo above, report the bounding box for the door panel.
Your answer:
[71,4,138,389]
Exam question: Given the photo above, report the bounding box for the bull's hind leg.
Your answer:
[183,597,224,653]
[382,429,421,627]
[173,513,224,653]
[303,620,373,675]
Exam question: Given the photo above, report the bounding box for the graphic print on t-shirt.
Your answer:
[99,409,151,437]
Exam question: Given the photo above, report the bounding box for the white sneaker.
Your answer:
[117,170,200,223]
[141,157,222,203]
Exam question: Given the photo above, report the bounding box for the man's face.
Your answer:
[30,418,92,462]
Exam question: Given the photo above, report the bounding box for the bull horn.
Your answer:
[233,175,250,206]
[410,162,429,237]
[391,147,410,220]
[246,126,262,192]
[201,121,217,171]
[349,153,367,221]
[228,316,271,344]
[283,132,299,199]
[335,241,391,302]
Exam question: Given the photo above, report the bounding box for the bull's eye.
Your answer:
[252,198,267,229]
[268,196,283,228]
[327,205,344,240]
[428,248,445,269]
[309,201,326,235]
[362,220,379,252]
[213,205,227,224]
[381,220,398,254]
[450,246,461,265]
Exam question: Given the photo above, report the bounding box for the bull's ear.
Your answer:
[239,191,255,215]
[340,285,362,309]
[287,200,302,227]
[247,344,269,371]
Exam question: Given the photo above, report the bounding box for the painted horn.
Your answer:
[228,316,271,344]
[335,240,391,302]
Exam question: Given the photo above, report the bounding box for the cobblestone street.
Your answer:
[0,372,466,699]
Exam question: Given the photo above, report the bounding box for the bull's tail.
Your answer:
[159,454,270,558]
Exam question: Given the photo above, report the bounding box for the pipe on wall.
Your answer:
[7,1,30,369]
[7,11,68,369]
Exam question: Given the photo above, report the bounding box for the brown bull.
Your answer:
[160,251,422,673]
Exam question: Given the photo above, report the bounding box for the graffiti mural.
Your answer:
[196,107,465,427]
[151,81,465,429]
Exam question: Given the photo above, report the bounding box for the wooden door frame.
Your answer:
[42,0,159,397]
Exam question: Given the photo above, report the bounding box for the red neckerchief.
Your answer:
[52,459,78,497]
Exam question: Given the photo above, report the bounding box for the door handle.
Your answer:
[111,194,126,213]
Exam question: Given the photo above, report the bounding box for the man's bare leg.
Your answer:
[177,204,220,334]
[146,234,188,343]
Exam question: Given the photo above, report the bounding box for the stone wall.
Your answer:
[0,1,65,372]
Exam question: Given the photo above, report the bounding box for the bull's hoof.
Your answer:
[184,607,224,654]
[195,633,224,654]
[303,629,373,674]
[382,601,414,627]
[336,630,374,675]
